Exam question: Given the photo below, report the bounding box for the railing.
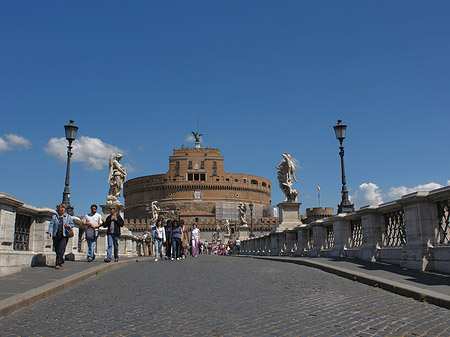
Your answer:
[241,186,450,274]
[437,200,450,244]
[326,225,334,249]
[13,214,32,251]
[383,209,406,247]
[350,218,363,248]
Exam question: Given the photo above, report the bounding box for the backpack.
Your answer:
[85,226,95,241]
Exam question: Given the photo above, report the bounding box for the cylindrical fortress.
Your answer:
[124,147,272,227]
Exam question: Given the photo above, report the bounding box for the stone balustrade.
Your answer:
[241,186,450,274]
[0,193,139,276]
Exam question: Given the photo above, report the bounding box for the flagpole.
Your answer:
[318,186,321,207]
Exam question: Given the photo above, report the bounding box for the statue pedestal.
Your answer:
[239,226,249,240]
[100,204,125,221]
[271,201,302,233]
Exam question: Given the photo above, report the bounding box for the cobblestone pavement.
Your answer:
[1,255,449,336]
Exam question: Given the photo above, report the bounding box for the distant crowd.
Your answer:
[139,219,202,261]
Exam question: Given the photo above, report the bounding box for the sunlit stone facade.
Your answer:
[124,147,273,232]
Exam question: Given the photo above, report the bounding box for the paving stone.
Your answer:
[1,255,450,336]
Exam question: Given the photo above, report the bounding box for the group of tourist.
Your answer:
[47,202,203,268]
[153,219,201,261]
[47,204,123,269]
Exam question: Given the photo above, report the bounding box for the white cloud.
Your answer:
[387,182,443,200]
[0,134,31,153]
[350,182,384,209]
[44,136,126,171]
[185,134,195,143]
[0,137,9,152]
[291,157,302,170]
[5,134,31,149]
[350,181,446,210]
[446,180,450,186]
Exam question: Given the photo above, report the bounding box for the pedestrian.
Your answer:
[82,204,103,262]
[154,219,166,261]
[47,204,74,269]
[165,219,172,259]
[191,223,200,257]
[235,238,241,254]
[141,232,149,256]
[171,220,182,260]
[180,220,189,258]
[143,232,152,256]
[102,206,124,262]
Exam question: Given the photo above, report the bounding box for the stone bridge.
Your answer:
[241,186,450,274]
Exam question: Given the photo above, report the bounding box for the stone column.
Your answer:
[284,229,297,256]
[270,232,280,255]
[294,225,308,256]
[428,187,450,273]
[97,228,108,258]
[358,205,384,262]
[0,193,23,252]
[331,215,351,257]
[399,191,437,271]
[309,223,327,256]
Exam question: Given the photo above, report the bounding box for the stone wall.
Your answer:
[240,186,450,274]
[0,193,139,277]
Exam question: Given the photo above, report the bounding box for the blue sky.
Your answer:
[1,1,450,216]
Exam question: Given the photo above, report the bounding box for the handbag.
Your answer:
[66,227,74,238]
[85,226,95,241]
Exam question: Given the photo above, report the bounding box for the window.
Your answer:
[175,168,179,176]
[188,161,193,169]
[175,161,180,168]
[187,173,206,181]
[200,161,205,169]
[213,161,217,168]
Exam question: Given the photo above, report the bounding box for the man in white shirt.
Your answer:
[82,204,103,262]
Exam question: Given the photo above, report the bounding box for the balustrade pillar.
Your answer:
[311,224,327,256]
[399,192,437,271]
[294,225,309,256]
[358,205,384,262]
[284,230,297,256]
[270,233,279,255]
[331,216,351,257]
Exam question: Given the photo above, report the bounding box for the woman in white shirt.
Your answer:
[191,223,200,258]
[154,219,166,261]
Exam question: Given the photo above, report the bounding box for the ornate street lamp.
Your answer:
[249,202,254,238]
[62,120,78,216]
[333,119,355,214]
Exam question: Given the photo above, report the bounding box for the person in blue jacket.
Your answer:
[47,204,74,269]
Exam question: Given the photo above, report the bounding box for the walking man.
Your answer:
[82,204,103,262]
[103,206,124,262]
[47,204,74,269]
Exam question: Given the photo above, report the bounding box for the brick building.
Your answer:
[123,146,275,238]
